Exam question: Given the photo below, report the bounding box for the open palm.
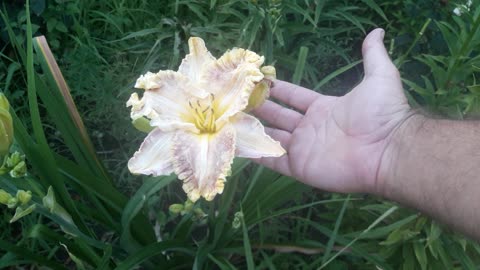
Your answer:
[253,29,412,194]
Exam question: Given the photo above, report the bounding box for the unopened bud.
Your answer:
[0,94,13,156]
[261,65,276,81]
[132,117,154,133]
[7,197,18,208]
[232,211,244,229]
[16,190,32,205]
[10,161,27,178]
[169,204,184,214]
[184,199,194,212]
[6,152,23,168]
[0,189,12,204]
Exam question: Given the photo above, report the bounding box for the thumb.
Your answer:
[362,28,399,78]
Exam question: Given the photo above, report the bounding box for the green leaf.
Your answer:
[322,195,350,264]
[319,206,398,269]
[43,186,79,236]
[413,242,428,270]
[120,176,176,252]
[292,46,309,85]
[313,60,362,91]
[240,210,255,270]
[360,0,387,21]
[61,243,87,270]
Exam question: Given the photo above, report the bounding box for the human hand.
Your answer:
[253,28,413,194]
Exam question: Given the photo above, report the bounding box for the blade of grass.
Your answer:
[321,195,350,264]
[240,209,255,270]
[319,206,398,269]
[292,46,309,85]
[0,239,67,269]
[313,60,362,91]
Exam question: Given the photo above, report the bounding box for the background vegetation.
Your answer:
[1,0,480,269]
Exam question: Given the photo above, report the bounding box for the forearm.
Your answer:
[378,114,480,240]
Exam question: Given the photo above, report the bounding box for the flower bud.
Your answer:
[16,190,32,205]
[132,117,154,133]
[184,199,194,212]
[0,94,13,156]
[232,212,244,229]
[0,189,12,205]
[7,197,18,208]
[10,161,27,178]
[6,151,23,168]
[169,204,184,214]
[261,65,276,81]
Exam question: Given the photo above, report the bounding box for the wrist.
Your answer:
[374,113,427,198]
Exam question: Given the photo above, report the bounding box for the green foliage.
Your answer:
[0,0,479,269]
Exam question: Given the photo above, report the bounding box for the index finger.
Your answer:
[270,80,322,112]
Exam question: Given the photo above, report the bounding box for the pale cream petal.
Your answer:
[200,48,265,125]
[178,37,216,83]
[128,70,206,132]
[150,117,198,133]
[231,112,286,158]
[128,128,175,176]
[172,125,236,202]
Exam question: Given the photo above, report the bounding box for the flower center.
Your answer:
[188,94,217,133]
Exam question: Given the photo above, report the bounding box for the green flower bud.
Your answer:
[0,189,12,205]
[169,204,184,214]
[10,161,27,178]
[132,117,154,133]
[232,211,244,229]
[6,152,23,168]
[184,199,194,212]
[7,197,18,208]
[16,190,32,205]
[0,94,13,156]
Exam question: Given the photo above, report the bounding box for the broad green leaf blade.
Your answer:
[33,36,111,182]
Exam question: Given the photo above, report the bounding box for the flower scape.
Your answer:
[127,37,286,202]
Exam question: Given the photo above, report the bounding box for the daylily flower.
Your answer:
[127,37,285,202]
